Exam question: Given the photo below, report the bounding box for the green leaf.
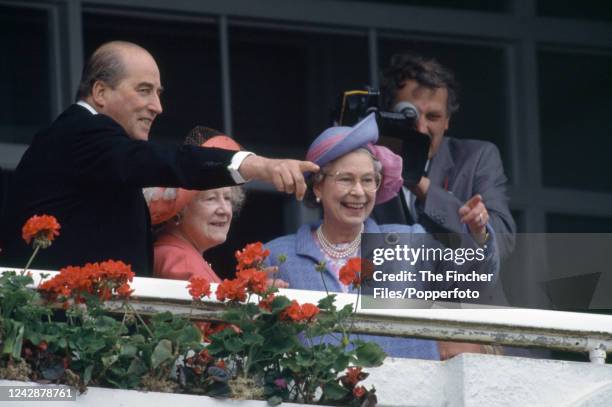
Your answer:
[243,303,261,317]
[120,343,138,358]
[336,304,354,321]
[322,381,349,400]
[224,336,245,353]
[267,333,299,355]
[221,308,244,325]
[129,334,146,344]
[151,311,173,323]
[280,358,301,373]
[354,342,386,367]
[11,330,24,359]
[54,335,67,349]
[242,332,265,346]
[102,354,119,368]
[175,325,201,347]
[25,331,41,345]
[206,339,225,356]
[83,364,94,385]
[317,294,337,311]
[95,315,121,332]
[270,296,292,313]
[127,358,147,376]
[151,339,173,369]
[2,320,24,358]
[295,352,316,368]
[333,353,350,372]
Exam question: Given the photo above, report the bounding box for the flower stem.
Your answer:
[348,286,361,334]
[22,244,41,275]
[126,303,154,338]
[318,266,330,297]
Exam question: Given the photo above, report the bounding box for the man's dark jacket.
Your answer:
[1,104,236,275]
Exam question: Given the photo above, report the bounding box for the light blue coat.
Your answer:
[265,218,499,360]
[265,218,441,359]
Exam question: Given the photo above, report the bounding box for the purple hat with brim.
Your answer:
[306,113,403,205]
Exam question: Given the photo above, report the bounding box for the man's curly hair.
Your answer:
[380,53,460,116]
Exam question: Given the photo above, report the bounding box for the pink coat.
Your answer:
[153,233,222,283]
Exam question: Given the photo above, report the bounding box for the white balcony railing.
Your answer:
[9,268,612,364]
[3,267,612,406]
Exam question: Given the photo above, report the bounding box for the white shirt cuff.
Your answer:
[228,151,254,184]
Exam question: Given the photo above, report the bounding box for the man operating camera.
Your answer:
[375,52,516,259]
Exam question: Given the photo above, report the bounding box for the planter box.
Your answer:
[0,380,314,407]
[4,354,612,406]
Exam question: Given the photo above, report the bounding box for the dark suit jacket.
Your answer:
[1,104,237,275]
[374,137,516,259]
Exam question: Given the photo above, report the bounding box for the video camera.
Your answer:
[335,87,430,187]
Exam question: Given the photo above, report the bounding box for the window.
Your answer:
[538,49,612,193]
[547,213,612,233]
[229,24,369,157]
[537,0,612,22]
[0,5,50,145]
[334,0,509,13]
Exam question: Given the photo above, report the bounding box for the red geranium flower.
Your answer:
[339,257,362,288]
[216,278,248,302]
[345,366,364,386]
[341,366,369,388]
[194,321,241,343]
[258,293,276,311]
[300,303,320,321]
[235,242,270,271]
[281,300,302,321]
[188,276,212,300]
[22,215,60,248]
[116,283,134,299]
[98,260,135,283]
[38,260,135,304]
[280,300,320,323]
[353,385,366,398]
[194,321,214,342]
[236,267,268,295]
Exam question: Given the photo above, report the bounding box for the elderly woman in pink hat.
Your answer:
[264,113,498,360]
[145,129,245,283]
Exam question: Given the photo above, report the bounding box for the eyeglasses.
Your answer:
[322,171,381,193]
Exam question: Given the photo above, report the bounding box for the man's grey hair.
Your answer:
[75,41,145,101]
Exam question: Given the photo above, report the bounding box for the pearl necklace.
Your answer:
[316,224,364,259]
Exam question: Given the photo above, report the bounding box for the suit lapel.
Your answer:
[428,138,454,192]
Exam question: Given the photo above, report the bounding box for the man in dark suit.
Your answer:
[375,53,516,259]
[0,41,318,275]
[374,53,516,359]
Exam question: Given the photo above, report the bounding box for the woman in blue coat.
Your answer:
[265,113,498,360]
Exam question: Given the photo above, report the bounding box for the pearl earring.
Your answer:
[316,196,321,203]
